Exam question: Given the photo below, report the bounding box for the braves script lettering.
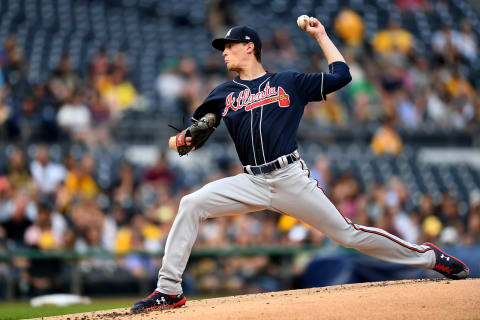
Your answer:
[223,82,290,116]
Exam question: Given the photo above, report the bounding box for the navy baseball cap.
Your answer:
[212,26,262,51]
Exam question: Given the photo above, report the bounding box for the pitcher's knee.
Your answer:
[179,193,201,211]
[331,230,357,248]
[178,193,208,220]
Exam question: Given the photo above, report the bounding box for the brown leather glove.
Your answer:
[175,113,217,156]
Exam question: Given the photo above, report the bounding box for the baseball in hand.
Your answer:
[297,15,310,30]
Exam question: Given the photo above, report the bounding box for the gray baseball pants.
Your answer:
[157,159,435,294]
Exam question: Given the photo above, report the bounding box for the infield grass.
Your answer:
[0,295,220,320]
[0,297,137,320]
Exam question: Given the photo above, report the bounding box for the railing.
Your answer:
[1,245,477,300]
[0,245,328,300]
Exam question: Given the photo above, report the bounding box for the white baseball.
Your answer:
[297,15,310,30]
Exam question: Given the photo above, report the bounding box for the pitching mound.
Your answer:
[37,279,479,320]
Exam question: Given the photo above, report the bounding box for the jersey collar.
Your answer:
[234,72,271,86]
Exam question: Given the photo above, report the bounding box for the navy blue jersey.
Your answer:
[192,61,352,166]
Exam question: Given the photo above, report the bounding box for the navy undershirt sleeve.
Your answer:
[323,61,352,97]
[294,61,352,103]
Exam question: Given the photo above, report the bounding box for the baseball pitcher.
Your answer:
[131,17,469,313]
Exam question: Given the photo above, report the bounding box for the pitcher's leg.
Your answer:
[305,188,435,268]
[157,173,270,294]
[273,163,435,269]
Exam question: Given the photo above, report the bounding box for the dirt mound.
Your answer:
[37,278,480,320]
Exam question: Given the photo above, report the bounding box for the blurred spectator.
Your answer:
[395,90,420,129]
[372,21,414,55]
[113,162,136,210]
[426,88,449,126]
[103,67,138,116]
[405,57,430,93]
[57,90,92,136]
[144,154,175,187]
[90,48,109,76]
[69,198,115,252]
[438,193,464,235]
[204,52,227,76]
[432,23,477,63]
[310,156,331,191]
[88,90,111,125]
[465,190,480,245]
[24,200,66,295]
[155,59,185,111]
[64,153,99,199]
[458,20,478,62]
[345,55,382,123]
[387,178,419,242]
[49,54,79,104]
[0,87,13,139]
[354,93,378,123]
[3,36,31,103]
[206,0,237,33]
[29,83,61,142]
[115,213,161,257]
[30,145,66,195]
[432,24,454,56]
[83,89,113,145]
[370,117,403,156]
[421,213,443,243]
[200,216,228,246]
[311,93,348,127]
[7,148,31,191]
[395,0,428,12]
[367,184,386,223]
[24,200,66,250]
[334,8,365,47]
[177,58,204,114]
[381,63,404,94]
[445,70,475,100]
[0,67,4,88]
[0,190,37,247]
[331,173,361,220]
[270,28,299,69]
[387,177,410,209]
[0,176,14,221]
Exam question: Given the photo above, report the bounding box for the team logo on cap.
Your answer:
[226,28,232,37]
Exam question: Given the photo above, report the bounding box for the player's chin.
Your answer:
[226,63,238,72]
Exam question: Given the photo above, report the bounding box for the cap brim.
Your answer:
[212,38,245,51]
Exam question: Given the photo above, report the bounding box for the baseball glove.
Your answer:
[175,113,217,156]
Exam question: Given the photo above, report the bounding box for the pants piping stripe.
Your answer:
[299,156,431,254]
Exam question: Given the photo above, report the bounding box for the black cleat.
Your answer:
[423,242,470,280]
[130,290,186,313]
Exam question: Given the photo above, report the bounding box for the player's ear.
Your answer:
[246,42,255,54]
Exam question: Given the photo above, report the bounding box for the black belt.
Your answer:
[243,151,299,175]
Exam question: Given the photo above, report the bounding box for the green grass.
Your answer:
[0,295,220,320]
[0,297,137,320]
